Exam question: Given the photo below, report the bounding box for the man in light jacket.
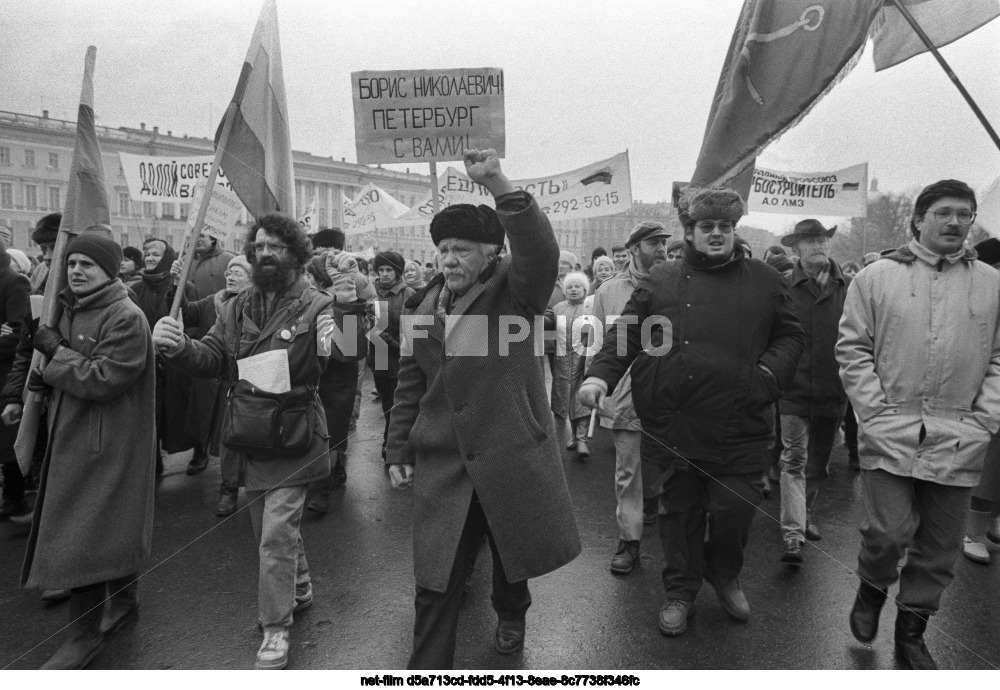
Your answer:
[587,220,669,575]
[838,179,1000,670]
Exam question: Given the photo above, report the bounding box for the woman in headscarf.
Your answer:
[130,237,199,474]
[590,255,616,294]
[402,259,426,291]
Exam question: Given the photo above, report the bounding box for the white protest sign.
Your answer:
[749,163,868,217]
[188,178,243,244]
[976,175,1000,236]
[343,184,411,235]
[352,68,505,164]
[395,152,633,224]
[119,152,233,203]
[298,200,318,235]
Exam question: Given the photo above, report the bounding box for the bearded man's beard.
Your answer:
[251,254,298,292]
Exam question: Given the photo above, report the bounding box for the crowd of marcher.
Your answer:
[1,152,998,672]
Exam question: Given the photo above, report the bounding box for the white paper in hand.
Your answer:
[237,350,292,394]
[30,295,44,320]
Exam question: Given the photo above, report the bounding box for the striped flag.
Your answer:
[16,46,111,473]
[215,0,294,218]
[60,46,111,236]
[871,0,1000,71]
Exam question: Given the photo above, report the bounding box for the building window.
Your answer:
[25,185,37,210]
[179,203,190,221]
[142,201,156,218]
[48,153,59,169]
[0,147,9,166]
[24,149,35,168]
[0,183,12,207]
[119,193,131,217]
[49,187,61,212]
[162,202,174,219]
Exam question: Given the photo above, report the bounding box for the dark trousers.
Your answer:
[857,469,971,614]
[408,494,531,670]
[0,417,23,501]
[318,357,360,454]
[658,465,762,602]
[843,401,859,460]
[373,374,397,451]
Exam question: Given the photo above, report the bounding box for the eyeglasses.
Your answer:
[930,208,976,225]
[694,221,734,233]
[224,269,246,278]
[253,241,289,254]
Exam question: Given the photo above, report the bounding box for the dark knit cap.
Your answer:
[306,254,333,288]
[373,250,405,278]
[32,212,61,244]
[975,238,1000,266]
[430,204,505,246]
[66,233,123,280]
[122,246,143,266]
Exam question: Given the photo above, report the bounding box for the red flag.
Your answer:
[215,0,294,218]
[872,0,1000,71]
[691,1,880,196]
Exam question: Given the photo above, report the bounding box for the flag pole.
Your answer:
[888,0,1000,153]
[429,161,440,214]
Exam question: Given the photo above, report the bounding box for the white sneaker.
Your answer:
[963,536,991,564]
[255,628,290,670]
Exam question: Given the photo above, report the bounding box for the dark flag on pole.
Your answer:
[16,46,112,472]
[214,0,295,219]
[690,1,880,197]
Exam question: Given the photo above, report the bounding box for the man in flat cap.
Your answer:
[581,187,804,637]
[386,149,580,669]
[838,180,1000,669]
[585,220,670,575]
[775,219,849,565]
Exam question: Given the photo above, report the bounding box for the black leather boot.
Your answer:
[41,584,105,669]
[101,575,139,635]
[895,609,938,670]
[849,580,887,643]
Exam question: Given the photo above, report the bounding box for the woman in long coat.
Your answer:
[21,234,156,669]
[548,271,593,458]
[129,237,199,472]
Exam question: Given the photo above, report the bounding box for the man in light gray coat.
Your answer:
[838,179,1000,670]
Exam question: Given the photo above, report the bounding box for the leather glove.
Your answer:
[27,368,47,392]
[33,325,67,358]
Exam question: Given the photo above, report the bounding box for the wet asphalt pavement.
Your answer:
[2,367,999,670]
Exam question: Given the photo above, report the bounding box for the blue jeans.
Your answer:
[779,414,839,541]
[246,484,311,629]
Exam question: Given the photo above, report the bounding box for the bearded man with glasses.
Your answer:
[580,187,804,636]
[838,179,1000,669]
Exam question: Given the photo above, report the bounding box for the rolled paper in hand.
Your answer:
[586,409,598,439]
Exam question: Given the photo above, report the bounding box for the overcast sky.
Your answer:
[2,0,999,234]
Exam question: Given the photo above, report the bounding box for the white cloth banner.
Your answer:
[119,152,234,203]
[749,163,868,217]
[977,175,1000,236]
[343,184,411,235]
[395,152,633,225]
[188,178,243,245]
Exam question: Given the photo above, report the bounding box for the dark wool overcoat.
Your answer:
[22,280,156,589]
[778,258,849,419]
[586,244,805,475]
[189,243,235,300]
[386,193,581,593]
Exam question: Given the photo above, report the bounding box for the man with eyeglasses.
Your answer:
[838,179,1000,669]
[580,187,804,637]
[153,214,368,670]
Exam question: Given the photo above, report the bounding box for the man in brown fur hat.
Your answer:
[581,187,804,637]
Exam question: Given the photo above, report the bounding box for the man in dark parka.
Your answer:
[386,149,581,669]
[581,187,804,637]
